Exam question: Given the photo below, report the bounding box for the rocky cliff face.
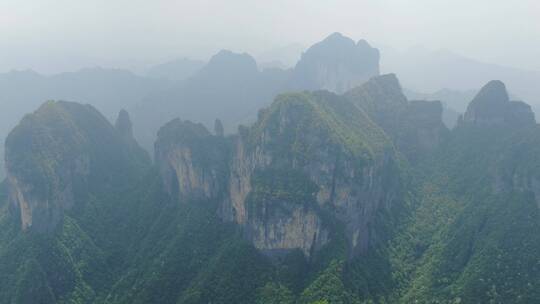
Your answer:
[456,81,539,207]
[463,80,536,127]
[291,32,380,94]
[156,91,404,257]
[115,109,133,139]
[491,126,540,207]
[5,101,147,233]
[155,119,229,202]
[346,74,448,161]
[244,197,329,257]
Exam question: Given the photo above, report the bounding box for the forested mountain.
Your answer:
[0,68,167,180]
[2,61,539,303]
[403,87,523,129]
[0,32,381,194]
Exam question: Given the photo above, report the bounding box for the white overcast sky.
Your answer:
[1,0,539,73]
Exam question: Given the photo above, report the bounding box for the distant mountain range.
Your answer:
[0,33,382,179]
[382,46,540,114]
[144,58,206,82]
[3,33,540,180]
[130,33,381,151]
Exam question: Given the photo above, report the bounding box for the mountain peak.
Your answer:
[291,33,380,93]
[345,74,407,109]
[470,80,509,106]
[463,80,535,127]
[203,50,258,75]
[5,101,148,233]
[115,109,133,139]
[321,32,356,46]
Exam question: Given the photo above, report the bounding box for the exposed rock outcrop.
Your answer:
[489,124,540,208]
[291,32,380,94]
[155,118,229,202]
[346,74,448,161]
[245,198,329,257]
[5,101,148,233]
[115,109,133,139]
[504,100,535,127]
[156,91,404,257]
[462,80,536,127]
[232,92,403,257]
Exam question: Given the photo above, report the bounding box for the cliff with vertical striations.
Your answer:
[5,101,147,233]
[155,90,404,257]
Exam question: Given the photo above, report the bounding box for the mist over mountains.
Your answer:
[145,58,206,82]
[130,33,382,151]
[383,46,540,112]
[0,68,166,179]
[1,30,540,303]
[2,32,539,178]
[2,33,539,164]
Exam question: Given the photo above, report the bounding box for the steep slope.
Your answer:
[101,90,408,303]
[462,80,535,127]
[154,118,230,202]
[0,91,409,304]
[346,74,448,162]
[291,32,380,94]
[117,90,408,304]
[5,101,149,232]
[131,33,380,153]
[0,102,151,303]
[0,68,165,181]
[388,81,540,303]
[5,75,540,304]
[154,90,405,258]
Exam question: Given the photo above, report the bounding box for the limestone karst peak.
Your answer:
[5,101,148,233]
[463,80,535,127]
[291,33,380,93]
[214,118,224,137]
[202,49,258,76]
[115,109,133,139]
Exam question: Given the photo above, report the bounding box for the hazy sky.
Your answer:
[1,0,539,74]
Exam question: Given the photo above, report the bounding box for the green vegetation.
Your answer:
[248,91,391,167]
[300,261,361,304]
[256,282,295,304]
[383,124,540,303]
[2,85,540,304]
[248,167,319,207]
